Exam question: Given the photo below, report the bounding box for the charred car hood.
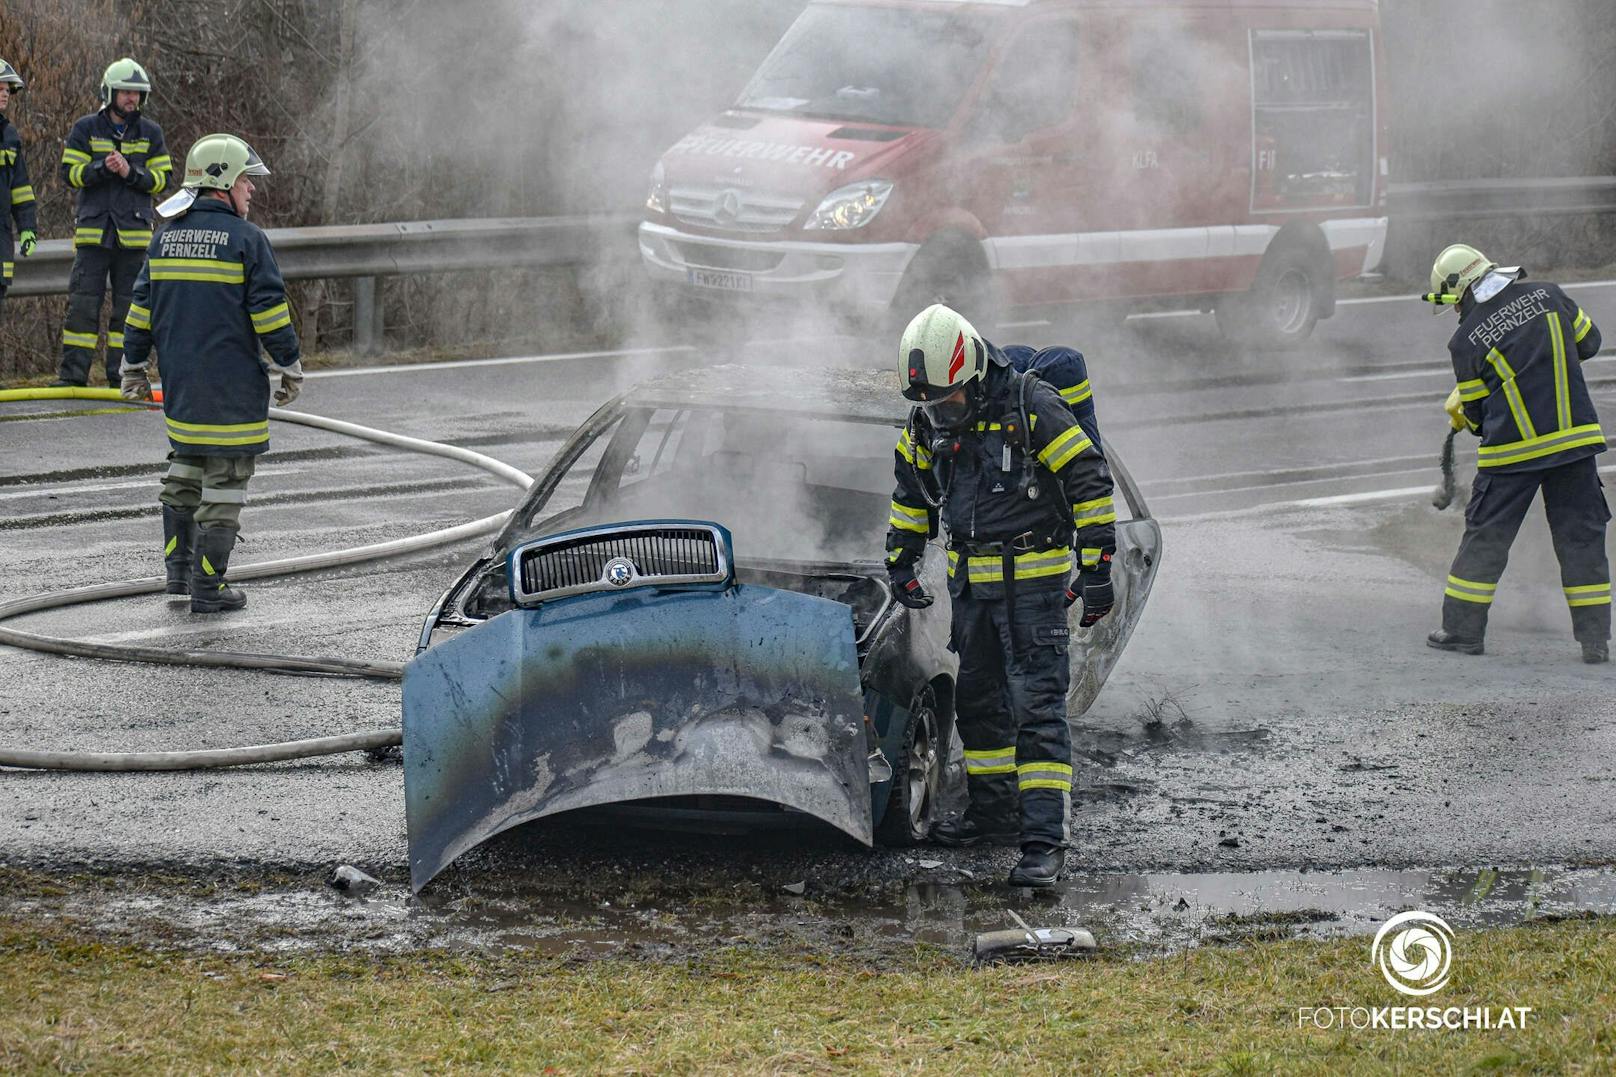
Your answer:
[402,584,867,892]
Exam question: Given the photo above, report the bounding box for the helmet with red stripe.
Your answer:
[898,304,988,433]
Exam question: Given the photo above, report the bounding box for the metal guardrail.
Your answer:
[8,178,1615,344]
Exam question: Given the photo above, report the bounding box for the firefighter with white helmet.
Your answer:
[886,304,1117,887]
[53,58,171,387]
[0,58,36,325]
[120,133,302,614]
[1422,244,1610,663]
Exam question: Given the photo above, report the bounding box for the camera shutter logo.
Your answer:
[1372,911,1455,996]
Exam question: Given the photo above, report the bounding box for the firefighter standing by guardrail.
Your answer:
[0,59,37,324]
[1424,243,1610,663]
[119,133,303,615]
[53,58,170,387]
[885,304,1116,888]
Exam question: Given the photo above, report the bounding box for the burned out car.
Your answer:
[403,366,1160,891]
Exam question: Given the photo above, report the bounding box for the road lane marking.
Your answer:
[304,344,698,379]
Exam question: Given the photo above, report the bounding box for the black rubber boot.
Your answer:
[191,527,247,614]
[1582,640,1609,665]
[1008,843,1065,888]
[162,506,196,598]
[1427,629,1484,655]
[931,812,1020,848]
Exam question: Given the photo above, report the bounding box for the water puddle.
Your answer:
[12,864,1615,960]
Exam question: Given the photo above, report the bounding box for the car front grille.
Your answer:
[669,242,786,272]
[669,185,804,233]
[512,522,731,606]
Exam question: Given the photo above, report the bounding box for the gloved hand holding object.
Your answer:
[1078,555,1114,628]
[888,564,933,609]
[18,230,35,257]
[119,362,152,402]
[1443,386,1467,432]
[272,361,304,406]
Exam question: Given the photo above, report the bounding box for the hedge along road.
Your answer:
[0,289,1614,929]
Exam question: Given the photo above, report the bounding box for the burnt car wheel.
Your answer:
[876,683,943,845]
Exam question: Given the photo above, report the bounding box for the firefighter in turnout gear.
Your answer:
[120,133,302,614]
[1422,244,1611,663]
[0,59,37,321]
[54,58,171,387]
[886,304,1117,888]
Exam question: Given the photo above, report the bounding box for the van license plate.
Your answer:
[687,268,753,292]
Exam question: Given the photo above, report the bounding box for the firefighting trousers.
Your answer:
[949,586,1074,848]
[58,245,143,386]
[1442,455,1612,643]
[159,453,256,532]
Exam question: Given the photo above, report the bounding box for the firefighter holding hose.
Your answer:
[120,133,303,614]
[885,304,1116,887]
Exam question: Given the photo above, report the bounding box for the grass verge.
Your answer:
[3,915,1614,1073]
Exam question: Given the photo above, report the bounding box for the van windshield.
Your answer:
[737,5,992,128]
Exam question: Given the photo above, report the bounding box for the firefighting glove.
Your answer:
[1078,554,1114,628]
[18,230,35,257]
[1444,386,1467,432]
[119,363,153,402]
[888,565,933,610]
[272,362,304,407]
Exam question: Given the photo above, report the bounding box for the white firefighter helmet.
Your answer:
[898,304,988,432]
[99,57,151,109]
[0,59,25,94]
[1422,243,1497,313]
[157,133,271,219]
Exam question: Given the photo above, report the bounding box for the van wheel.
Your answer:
[875,684,943,845]
[1216,244,1327,348]
[891,240,995,333]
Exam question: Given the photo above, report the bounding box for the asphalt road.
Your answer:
[3,285,1616,897]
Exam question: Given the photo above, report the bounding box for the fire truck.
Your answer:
[639,0,1386,346]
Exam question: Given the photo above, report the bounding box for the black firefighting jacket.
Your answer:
[1451,279,1604,473]
[887,353,1117,599]
[122,198,300,458]
[59,109,170,250]
[0,112,36,286]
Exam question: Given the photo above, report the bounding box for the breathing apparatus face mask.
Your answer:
[920,389,977,436]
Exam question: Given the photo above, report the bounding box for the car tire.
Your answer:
[890,238,996,334]
[1215,244,1327,349]
[875,683,944,845]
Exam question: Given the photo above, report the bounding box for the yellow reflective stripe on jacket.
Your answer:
[1017,761,1073,792]
[164,416,271,447]
[1,261,12,281]
[1456,378,1490,403]
[1574,308,1594,344]
[1037,425,1092,473]
[66,163,88,188]
[889,500,929,534]
[149,166,169,194]
[947,547,1072,583]
[1549,312,1572,432]
[107,332,124,349]
[147,154,171,171]
[1060,380,1093,406]
[895,428,932,470]
[0,148,12,165]
[1565,583,1612,607]
[1080,547,1104,569]
[61,147,92,165]
[1072,496,1116,528]
[1444,575,1496,604]
[148,258,246,284]
[73,226,104,246]
[61,329,99,349]
[88,138,117,152]
[251,302,293,334]
[1476,423,1606,469]
[116,229,153,249]
[125,304,153,331]
[121,140,151,154]
[1483,348,1537,442]
[9,184,33,205]
[963,747,1017,776]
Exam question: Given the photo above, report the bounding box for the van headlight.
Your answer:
[646,161,668,214]
[805,180,894,230]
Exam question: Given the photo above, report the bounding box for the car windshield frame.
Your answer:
[735,3,996,128]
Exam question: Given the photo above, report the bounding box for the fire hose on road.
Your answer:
[0,387,534,772]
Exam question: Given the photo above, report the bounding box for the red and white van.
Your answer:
[639,0,1387,345]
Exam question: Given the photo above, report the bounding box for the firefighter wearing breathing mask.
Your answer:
[885,304,1116,888]
[120,133,302,615]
